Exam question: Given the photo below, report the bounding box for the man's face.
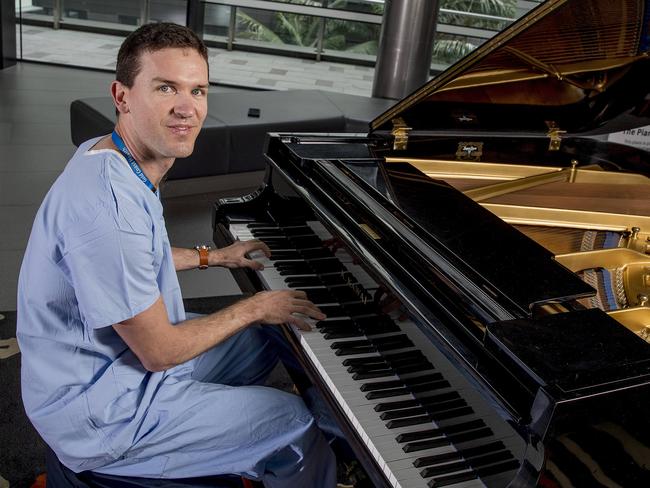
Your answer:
[119,47,209,160]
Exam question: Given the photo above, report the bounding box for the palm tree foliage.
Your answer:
[235,0,516,65]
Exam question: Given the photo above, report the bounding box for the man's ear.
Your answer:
[111,80,130,115]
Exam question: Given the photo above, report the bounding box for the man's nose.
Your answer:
[173,93,194,118]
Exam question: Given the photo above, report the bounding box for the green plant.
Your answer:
[234,0,516,65]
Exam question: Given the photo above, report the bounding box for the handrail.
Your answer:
[202,0,518,28]
[202,0,382,24]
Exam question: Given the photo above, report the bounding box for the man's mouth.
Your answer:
[168,125,194,135]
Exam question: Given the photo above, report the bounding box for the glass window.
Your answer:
[322,18,380,57]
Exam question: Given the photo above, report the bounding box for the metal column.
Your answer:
[372,0,439,100]
[0,0,17,69]
[186,0,205,38]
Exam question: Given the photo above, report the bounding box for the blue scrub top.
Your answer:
[17,138,187,472]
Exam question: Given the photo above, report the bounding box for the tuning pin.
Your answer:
[568,160,578,183]
[631,227,641,239]
[637,294,649,307]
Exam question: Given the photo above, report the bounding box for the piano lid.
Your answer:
[370,0,650,137]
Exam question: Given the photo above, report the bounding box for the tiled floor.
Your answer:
[18,25,376,96]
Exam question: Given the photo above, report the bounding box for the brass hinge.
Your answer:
[391,118,411,150]
[546,121,566,151]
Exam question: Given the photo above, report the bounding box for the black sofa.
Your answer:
[70,90,394,180]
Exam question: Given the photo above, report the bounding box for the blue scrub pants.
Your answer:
[93,325,337,488]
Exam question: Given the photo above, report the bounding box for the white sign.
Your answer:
[608,125,650,151]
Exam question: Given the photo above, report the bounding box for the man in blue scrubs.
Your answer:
[17,22,336,487]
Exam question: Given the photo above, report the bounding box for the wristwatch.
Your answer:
[194,245,211,270]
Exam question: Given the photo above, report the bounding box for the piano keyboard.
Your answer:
[229,221,524,488]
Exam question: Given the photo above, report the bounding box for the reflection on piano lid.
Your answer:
[213,0,650,486]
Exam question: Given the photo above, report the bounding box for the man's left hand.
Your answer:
[211,240,271,270]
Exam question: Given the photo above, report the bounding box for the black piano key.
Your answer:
[395,419,485,443]
[289,235,323,248]
[320,272,356,285]
[381,406,429,421]
[418,392,461,405]
[260,237,291,245]
[342,355,386,367]
[355,315,394,328]
[250,230,287,238]
[380,350,426,362]
[285,276,323,287]
[330,286,367,303]
[409,380,450,393]
[324,330,364,340]
[300,248,334,259]
[365,387,410,400]
[348,363,432,379]
[315,318,352,329]
[355,315,402,334]
[369,334,411,346]
[352,370,396,381]
[389,406,475,431]
[299,288,336,304]
[277,225,314,236]
[268,251,302,261]
[403,373,444,385]
[403,426,492,453]
[414,441,505,468]
[330,339,370,349]
[347,361,389,373]
[266,243,296,251]
[420,460,469,478]
[387,362,434,375]
[424,398,468,413]
[375,339,414,352]
[246,222,278,228]
[319,320,357,331]
[380,399,467,421]
[342,302,377,316]
[360,379,404,392]
[278,265,313,275]
[335,346,377,356]
[475,460,519,477]
[428,470,478,488]
[374,399,420,412]
[348,357,428,373]
[316,305,346,317]
[351,362,433,380]
[307,259,345,273]
[360,373,443,392]
[376,392,460,413]
[332,334,413,350]
[468,451,514,468]
[387,416,438,429]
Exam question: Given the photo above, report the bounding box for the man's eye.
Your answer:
[159,85,173,93]
[192,88,205,96]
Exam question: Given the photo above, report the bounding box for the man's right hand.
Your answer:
[247,290,326,331]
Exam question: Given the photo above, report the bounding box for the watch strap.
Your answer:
[195,245,210,269]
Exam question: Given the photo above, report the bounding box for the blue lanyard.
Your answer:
[111,130,157,193]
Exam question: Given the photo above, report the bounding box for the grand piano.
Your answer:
[212,0,650,486]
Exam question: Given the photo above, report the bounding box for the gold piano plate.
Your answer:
[555,248,650,308]
[608,308,650,343]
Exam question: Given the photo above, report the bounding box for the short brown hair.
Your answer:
[116,22,208,87]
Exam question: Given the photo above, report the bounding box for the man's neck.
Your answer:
[110,122,174,188]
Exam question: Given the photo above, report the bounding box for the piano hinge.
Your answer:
[546,121,566,151]
[391,118,411,151]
